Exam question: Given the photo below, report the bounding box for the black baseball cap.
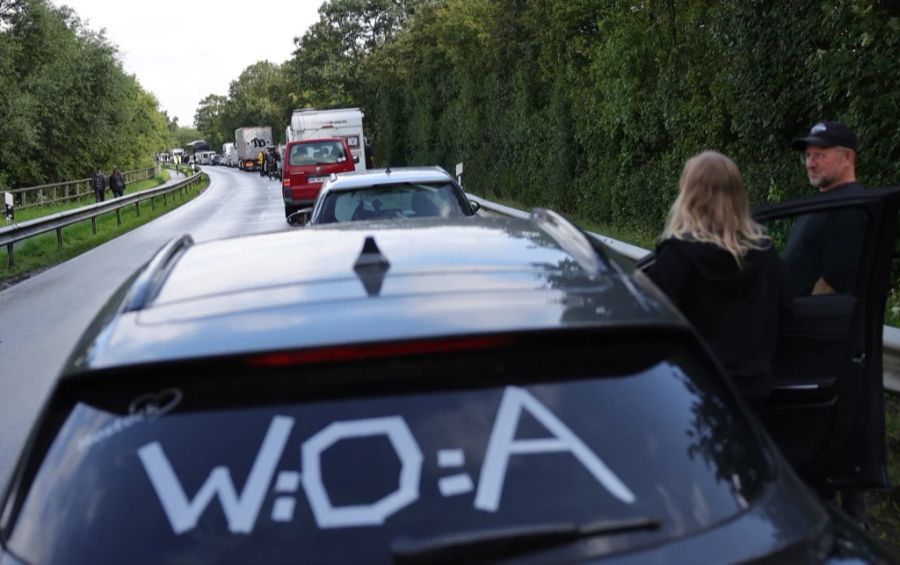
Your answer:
[792,121,858,152]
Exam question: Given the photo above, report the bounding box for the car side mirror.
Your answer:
[468,200,481,214]
[353,155,360,164]
[287,207,313,227]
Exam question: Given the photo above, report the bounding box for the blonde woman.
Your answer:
[646,151,792,412]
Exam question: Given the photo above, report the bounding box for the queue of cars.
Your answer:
[0,164,897,562]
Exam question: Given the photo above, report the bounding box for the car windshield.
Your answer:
[289,141,347,166]
[317,182,468,223]
[3,334,771,564]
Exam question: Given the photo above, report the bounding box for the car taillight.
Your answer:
[245,336,516,367]
[282,178,290,187]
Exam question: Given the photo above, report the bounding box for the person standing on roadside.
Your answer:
[645,151,792,413]
[109,168,126,198]
[91,167,107,203]
[783,121,866,296]
[785,121,869,525]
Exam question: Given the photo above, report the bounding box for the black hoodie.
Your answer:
[647,238,793,399]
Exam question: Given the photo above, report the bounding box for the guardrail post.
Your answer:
[135,201,140,217]
[151,196,155,211]
[56,227,62,249]
[91,217,97,235]
[163,193,167,206]
[115,208,121,226]
[5,242,13,268]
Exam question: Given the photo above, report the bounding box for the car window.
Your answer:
[289,141,347,166]
[3,335,771,564]
[322,183,467,223]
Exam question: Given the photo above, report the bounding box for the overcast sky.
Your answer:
[54,0,322,127]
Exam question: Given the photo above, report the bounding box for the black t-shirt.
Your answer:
[782,182,867,295]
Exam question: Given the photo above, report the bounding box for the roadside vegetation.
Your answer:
[0,0,175,190]
[0,174,208,287]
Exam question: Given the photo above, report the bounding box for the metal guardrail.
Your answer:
[5,166,161,211]
[468,193,900,395]
[0,172,202,268]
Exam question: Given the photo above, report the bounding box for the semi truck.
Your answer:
[234,127,273,171]
[286,108,367,172]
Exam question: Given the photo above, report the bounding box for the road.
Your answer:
[0,166,287,489]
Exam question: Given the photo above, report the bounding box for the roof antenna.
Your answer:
[354,236,390,297]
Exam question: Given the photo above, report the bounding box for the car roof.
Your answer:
[66,213,682,373]
[322,167,454,193]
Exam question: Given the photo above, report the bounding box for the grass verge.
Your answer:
[1,174,208,288]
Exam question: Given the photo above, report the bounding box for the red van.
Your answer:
[281,138,356,218]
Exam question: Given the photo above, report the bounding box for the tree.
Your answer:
[194,94,228,151]
[0,0,174,187]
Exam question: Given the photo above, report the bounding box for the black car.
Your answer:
[0,206,896,564]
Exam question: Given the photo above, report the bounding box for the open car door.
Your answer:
[752,186,899,492]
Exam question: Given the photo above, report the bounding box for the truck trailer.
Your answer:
[234,127,273,171]
[286,108,367,172]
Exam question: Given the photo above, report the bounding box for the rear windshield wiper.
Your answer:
[390,517,660,564]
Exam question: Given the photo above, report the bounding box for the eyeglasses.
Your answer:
[800,147,849,165]
[800,151,830,165]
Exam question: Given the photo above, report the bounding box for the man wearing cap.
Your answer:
[783,121,866,296]
[783,121,869,525]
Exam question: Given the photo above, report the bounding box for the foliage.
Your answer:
[0,0,174,189]
[194,94,228,151]
[173,126,201,149]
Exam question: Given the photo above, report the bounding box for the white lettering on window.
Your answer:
[138,416,293,534]
[474,386,635,512]
[302,416,423,528]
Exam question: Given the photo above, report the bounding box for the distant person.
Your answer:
[783,121,866,296]
[109,168,126,198]
[364,138,374,169]
[646,151,792,412]
[91,168,107,203]
[258,150,265,176]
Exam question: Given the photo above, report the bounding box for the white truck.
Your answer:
[234,126,273,171]
[222,143,237,167]
[286,108,367,172]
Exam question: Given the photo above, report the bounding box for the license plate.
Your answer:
[307,175,327,183]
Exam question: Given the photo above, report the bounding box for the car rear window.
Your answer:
[2,334,771,564]
[320,183,468,223]
[288,141,347,166]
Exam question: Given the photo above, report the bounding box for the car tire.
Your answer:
[284,205,299,219]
